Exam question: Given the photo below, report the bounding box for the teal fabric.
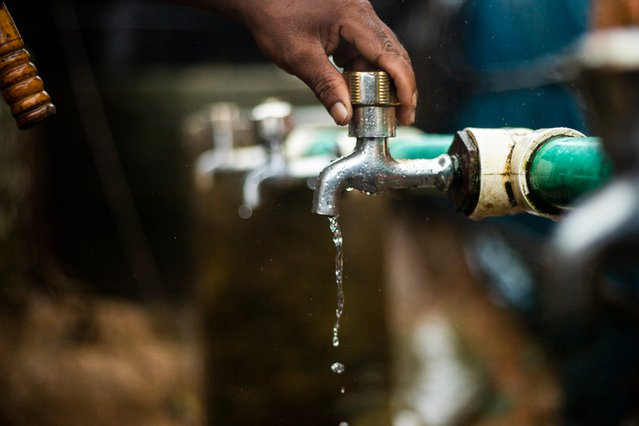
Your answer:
[455,0,590,131]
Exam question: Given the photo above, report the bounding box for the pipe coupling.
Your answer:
[455,127,585,220]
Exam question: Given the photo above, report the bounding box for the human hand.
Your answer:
[592,0,639,28]
[228,0,417,126]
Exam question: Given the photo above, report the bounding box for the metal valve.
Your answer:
[311,71,454,217]
[345,71,399,139]
[251,98,293,151]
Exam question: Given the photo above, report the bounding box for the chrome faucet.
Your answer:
[311,71,454,217]
[239,99,293,217]
[192,102,267,194]
[240,99,335,218]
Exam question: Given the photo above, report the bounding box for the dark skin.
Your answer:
[170,0,417,126]
[592,0,639,28]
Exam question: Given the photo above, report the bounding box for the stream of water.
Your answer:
[329,216,344,348]
[329,217,348,426]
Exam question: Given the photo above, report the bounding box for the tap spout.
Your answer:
[241,164,284,217]
[239,136,287,218]
[312,137,455,216]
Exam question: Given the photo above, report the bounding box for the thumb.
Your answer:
[289,48,352,125]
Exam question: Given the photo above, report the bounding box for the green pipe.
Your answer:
[299,127,454,158]
[389,132,453,159]
[528,136,613,209]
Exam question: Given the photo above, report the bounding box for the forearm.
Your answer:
[591,0,639,28]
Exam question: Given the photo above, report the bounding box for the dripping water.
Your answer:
[329,217,348,426]
[328,216,344,348]
[331,362,345,374]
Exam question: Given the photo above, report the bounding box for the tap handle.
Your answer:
[345,71,399,106]
[250,98,293,150]
[0,3,56,129]
[344,71,398,138]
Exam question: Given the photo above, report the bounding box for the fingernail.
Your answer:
[409,109,416,124]
[330,102,348,125]
[411,91,418,108]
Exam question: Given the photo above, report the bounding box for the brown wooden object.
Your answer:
[0,3,56,129]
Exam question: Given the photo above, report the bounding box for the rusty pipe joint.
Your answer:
[312,71,454,216]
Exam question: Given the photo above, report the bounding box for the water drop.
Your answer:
[340,387,346,394]
[238,204,253,219]
[331,362,345,374]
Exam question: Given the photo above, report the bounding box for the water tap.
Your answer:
[238,99,293,217]
[311,71,454,217]
[193,102,266,193]
[240,99,333,218]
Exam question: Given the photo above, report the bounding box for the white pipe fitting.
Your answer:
[466,127,585,220]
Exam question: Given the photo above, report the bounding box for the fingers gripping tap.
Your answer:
[311,71,454,217]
